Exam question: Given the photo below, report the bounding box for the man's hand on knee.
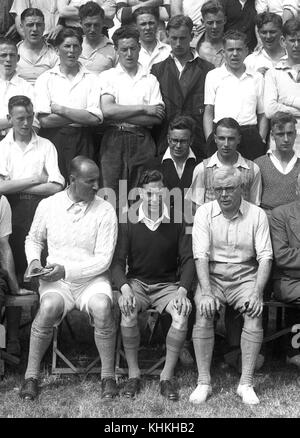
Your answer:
[199,295,220,319]
[245,294,263,318]
[172,287,191,317]
[119,284,136,317]
[40,264,65,282]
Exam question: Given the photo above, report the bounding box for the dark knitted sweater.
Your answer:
[111,206,195,291]
[254,155,300,209]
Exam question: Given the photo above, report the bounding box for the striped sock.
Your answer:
[160,325,187,381]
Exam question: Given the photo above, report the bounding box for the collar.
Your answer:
[207,151,250,169]
[170,48,200,63]
[82,35,113,51]
[138,202,170,222]
[50,61,90,77]
[162,147,196,163]
[252,46,287,60]
[17,39,54,56]
[275,59,294,70]
[64,188,91,213]
[221,62,254,79]
[4,129,38,146]
[115,61,148,78]
[1,72,21,85]
[267,148,297,161]
[211,198,246,218]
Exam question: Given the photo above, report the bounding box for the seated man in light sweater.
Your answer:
[111,169,195,401]
[191,166,272,405]
[19,156,118,401]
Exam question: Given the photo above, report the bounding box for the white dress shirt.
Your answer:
[138,202,170,231]
[204,63,265,125]
[162,147,196,179]
[34,62,103,123]
[0,129,65,187]
[139,40,171,73]
[192,198,273,262]
[244,47,287,73]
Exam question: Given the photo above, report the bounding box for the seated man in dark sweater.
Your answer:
[145,114,198,366]
[112,169,195,401]
[255,112,300,220]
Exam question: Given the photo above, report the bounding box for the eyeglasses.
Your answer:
[213,186,239,195]
[169,138,190,146]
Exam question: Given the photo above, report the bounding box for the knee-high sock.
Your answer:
[240,328,263,386]
[121,325,141,379]
[160,325,187,381]
[192,325,214,385]
[25,320,54,380]
[94,321,116,380]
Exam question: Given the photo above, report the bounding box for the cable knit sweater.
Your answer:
[25,190,118,284]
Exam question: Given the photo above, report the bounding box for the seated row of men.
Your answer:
[1,97,300,405]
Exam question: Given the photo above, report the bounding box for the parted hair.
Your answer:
[8,95,33,114]
[256,12,283,30]
[79,1,105,20]
[21,7,44,22]
[139,169,164,187]
[112,26,140,47]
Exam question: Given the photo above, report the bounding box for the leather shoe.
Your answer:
[101,377,118,400]
[19,378,38,400]
[123,378,141,398]
[160,380,179,401]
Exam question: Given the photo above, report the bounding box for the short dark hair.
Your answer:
[79,1,105,20]
[133,7,159,22]
[8,95,33,114]
[55,27,83,47]
[256,12,283,31]
[21,7,44,22]
[223,29,248,46]
[168,115,196,136]
[166,15,193,34]
[283,17,300,37]
[0,37,17,50]
[271,111,297,129]
[214,117,241,135]
[201,0,225,19]
[139,169,164,187]
[112,25,140,47]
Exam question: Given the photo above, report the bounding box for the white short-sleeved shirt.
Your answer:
[79,36,117,74]
[182,0,205,28]
[0,129,65,187]
[0,196,12,238]
[99,62,164,106]
[244,47,287,74]
[0,73,34,120]
[10,0,59,35]
[204,63,265,125]
[139,40,171,73]
[16,40,58,86]
[34,63,103,123]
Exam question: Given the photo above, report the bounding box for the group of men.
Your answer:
[0,0,300,409]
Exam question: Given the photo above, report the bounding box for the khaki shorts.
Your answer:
[196,262,257,312]
[127,279,180,314]
[39,273,113,326]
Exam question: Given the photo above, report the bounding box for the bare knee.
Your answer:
[89,294,113,327]
[243,314,263,331]
[38,294,64,324]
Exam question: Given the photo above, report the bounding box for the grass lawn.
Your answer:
[1,310,300,418]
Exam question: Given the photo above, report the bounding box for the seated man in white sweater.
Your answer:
[19,156,118,401]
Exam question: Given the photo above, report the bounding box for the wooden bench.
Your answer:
[0,292,39,376]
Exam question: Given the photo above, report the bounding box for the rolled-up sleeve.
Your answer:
[255,209,273,262]
[25,199,48,264]
[148,74,164,106]
[43,139,65,187]
[192,205,211,260]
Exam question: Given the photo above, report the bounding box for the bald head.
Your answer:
[69,156,100,202]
